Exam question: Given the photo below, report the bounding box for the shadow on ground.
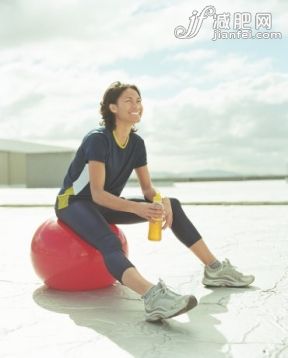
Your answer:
[33,284,258,357]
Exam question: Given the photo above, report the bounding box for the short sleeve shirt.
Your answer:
[58,127,147,200]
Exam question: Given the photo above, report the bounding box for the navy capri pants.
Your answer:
[55,197,201,283]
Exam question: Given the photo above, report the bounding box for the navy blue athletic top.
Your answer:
[57,127,147,209]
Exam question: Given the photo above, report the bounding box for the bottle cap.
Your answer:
[153,192,162,203]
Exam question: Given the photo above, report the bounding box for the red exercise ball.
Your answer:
[31,218,128,291]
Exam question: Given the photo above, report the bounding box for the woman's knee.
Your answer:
[169,197,182,212]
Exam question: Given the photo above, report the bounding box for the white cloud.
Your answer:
[203,55,273,81]
[140,66,288,174]
[0,0,287,175]
[167,49,216,62]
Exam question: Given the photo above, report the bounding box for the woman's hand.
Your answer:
[135,202,165,222]
[162,197,173,229]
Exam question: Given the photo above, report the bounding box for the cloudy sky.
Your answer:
[1,0,287,176]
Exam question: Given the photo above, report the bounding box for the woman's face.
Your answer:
[110,88,143,125]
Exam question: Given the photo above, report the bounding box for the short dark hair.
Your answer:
[99,81,141,131]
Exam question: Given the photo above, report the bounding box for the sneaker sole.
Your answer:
[202,277,255,288]
[145,295,198,322]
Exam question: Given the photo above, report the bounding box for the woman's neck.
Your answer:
[113,124,132,144]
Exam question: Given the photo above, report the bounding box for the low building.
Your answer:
[0,139,75,188]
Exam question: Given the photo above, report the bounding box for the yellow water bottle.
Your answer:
[148,193,162,241]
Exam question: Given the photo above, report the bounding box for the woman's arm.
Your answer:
[89,161,163,220]
[134,165,158,201]
[89,161,138,212]
[135,165,173,229]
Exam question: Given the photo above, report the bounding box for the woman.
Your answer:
[55,81,254,322]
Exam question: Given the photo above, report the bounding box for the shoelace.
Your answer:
[144,279,167,300]
[222,259,244,279]
[157,279,168,295]
[157,279,183,298]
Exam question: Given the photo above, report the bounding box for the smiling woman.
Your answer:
[54,81,254,323]
[99,81,142,133]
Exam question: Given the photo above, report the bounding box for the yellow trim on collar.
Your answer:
[112,130,129,149]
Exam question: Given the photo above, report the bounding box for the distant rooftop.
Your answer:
[0,138,75,154]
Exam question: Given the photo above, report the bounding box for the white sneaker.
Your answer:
[202,258,255,287]
[142,279,198,322]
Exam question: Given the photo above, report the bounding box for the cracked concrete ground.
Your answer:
[0,187,288,357]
